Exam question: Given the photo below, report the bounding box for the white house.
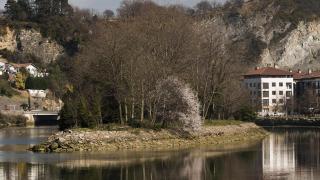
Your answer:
[244,67,294,116]
[11,63,40,77]
[0,60,6,76]
[28,89,47,98]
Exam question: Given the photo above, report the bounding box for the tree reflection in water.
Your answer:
[0,128,319,180]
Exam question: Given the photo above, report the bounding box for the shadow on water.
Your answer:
[0,127,319,179]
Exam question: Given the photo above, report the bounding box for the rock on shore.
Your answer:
[31,123,267,153]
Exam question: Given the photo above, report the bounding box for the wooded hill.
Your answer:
[2,0,320,130]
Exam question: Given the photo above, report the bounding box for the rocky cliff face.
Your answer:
[261,21,320,70]
[199,0,320,70]
[0,26,63,64]
[0,27,16,52]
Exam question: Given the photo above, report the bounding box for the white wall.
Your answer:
[244,76,294,116]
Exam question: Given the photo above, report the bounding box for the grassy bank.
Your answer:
[0,113,27,128]
[32,122,268,153]
[204,120,245,126]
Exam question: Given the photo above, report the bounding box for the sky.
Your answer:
[0,0,228,13]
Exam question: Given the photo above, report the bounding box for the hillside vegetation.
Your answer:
[2,0,320,130]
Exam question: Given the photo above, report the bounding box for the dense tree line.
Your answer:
[56,1,252,130]
[3,0,256,130]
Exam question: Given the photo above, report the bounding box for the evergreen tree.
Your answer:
[59,100,75,130]
[17,0,32,20]
[34,0,50,20]
[77,97,91,128]
[91,95,102,126]
[4,0,19,20]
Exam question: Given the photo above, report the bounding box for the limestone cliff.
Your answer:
[0,26,63,64]
[198,0,320,70]
[261,21,320,70]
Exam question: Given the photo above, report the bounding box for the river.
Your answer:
[0,127,319,180]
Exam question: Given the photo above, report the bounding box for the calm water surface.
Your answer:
[0,126,319,180]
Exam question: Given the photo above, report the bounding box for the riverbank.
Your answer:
[0,112,26,128]
[31,122,267,153]
[255,117,320,126]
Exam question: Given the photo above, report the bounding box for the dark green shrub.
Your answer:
[234,106,257,121]
[0,79,17,97]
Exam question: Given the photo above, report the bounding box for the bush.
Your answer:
[128,118,142,128]
[0,113,27,126]
[58,101,76,130]
[0,79,17,97]
[25,77,49,90]
[234,106,257,121]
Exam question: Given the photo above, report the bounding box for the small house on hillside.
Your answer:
[0,58,7,75]
[11,63,40,77]
[28,89,48,98]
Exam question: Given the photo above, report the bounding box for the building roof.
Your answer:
[11,63,34,68]
[245,67,293,77]
[293,71,320,80]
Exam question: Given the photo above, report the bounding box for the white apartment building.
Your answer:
[244,67,294,116]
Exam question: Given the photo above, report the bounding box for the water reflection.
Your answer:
[263,127,320,180]
[0,127,319,179]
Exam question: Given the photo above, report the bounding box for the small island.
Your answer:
[32,121,266,152]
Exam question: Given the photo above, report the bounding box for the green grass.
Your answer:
[204,120,245,126]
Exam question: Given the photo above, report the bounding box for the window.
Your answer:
[250,83,252,87]
[258,91,262,97]
[279,82,283,87]
[272,91,276,95]
[263,91,269,97]
[286,91,292,97]
[263,108,269,112]
[279,99,284,104]
[286,83,292,89]
[263,83,269,89]
[263,99,269,106]
[272,99,277,104]
[253,83,256,87]
[279,91,283,95]
[272,82,276,87]
[257,83,261,89]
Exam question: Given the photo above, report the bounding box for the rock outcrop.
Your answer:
[0,26,63,64]
[0,27,16,52]
[17,29,64,64]
[196,0,320,70]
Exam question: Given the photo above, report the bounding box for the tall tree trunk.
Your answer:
[124,98,128,122]
[140,98,144,122]
[131,98,135,119]
[149,102,152,122]
[119,102,123,124]
[140,83,144,122]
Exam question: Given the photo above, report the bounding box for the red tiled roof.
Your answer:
[294,71,320,80]
[11,63,33,68]
[245,67,293,77]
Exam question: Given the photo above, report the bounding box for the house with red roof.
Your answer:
[292,69,320,113]
[244,67,294,116]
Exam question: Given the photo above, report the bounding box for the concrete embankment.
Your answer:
[31,123,267,153]
[255,118,320,126]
